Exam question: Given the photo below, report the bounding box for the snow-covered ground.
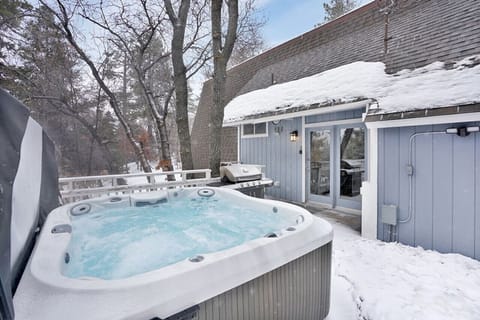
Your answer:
[321,215,480,320]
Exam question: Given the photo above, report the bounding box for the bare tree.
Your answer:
[2,6,124,175]
[209,0,238,176]
[165,0,263,171]
[164,0,194,171]
[21,0,264,177]
[228,0,266,67]
[77,0,177,174]
[39,0,153,174]
[323,0,357,22]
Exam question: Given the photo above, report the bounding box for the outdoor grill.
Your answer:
[207,163,273,198]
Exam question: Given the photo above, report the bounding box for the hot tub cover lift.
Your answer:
[0,88,60,319]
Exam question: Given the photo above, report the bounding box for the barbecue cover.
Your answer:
[0,88,60,319]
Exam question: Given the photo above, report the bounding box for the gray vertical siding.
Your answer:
[240,109,365,203]
[240,117,303,202]
[378,122,480,259]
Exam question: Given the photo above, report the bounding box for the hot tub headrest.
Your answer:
[130,191,169,207]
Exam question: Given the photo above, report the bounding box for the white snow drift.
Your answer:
[324,217,480,320]
[224,55,480,123]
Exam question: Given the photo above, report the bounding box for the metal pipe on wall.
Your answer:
[400,127,479,225]
[399,131,445,224]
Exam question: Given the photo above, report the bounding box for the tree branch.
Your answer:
[223,0,239,60]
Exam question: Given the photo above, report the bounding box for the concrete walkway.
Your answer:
[305,204,361,233]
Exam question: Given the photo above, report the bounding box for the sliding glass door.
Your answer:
[307,128,333,205]
[336,126,365,210]
[307,124,365,210]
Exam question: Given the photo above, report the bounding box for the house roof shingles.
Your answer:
[191,0,480,169]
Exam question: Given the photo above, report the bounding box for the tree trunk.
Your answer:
[171,44,193,170]
[122,51,128,114]
[135,74,174,170]
[136,79,175,180]
[164,0,194,170]
[209,0,238,177]
[107,96,152,173]
[157,119,175,181]
[150,108,171,165]
[209,60,227,177]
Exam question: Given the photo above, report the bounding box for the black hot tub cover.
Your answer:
[0,88,60,319]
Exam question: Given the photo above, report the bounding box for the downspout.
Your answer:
[301,116,306,203]
[237,126,241,163]
[361,102,378,240]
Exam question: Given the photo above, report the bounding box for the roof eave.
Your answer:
[365,102,480,122]
[365,102,480,129]
[223,99,371,127]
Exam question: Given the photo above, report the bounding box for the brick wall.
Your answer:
[191,0,480,169]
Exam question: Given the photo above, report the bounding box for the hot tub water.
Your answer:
[63,194,296,280]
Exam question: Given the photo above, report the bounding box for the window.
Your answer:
[254,123,266,134]
[243,124,254,135]
[241,122,268,138]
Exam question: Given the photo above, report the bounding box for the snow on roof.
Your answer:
[223,55,480,124]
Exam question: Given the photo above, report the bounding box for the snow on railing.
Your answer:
[59,169,217,203]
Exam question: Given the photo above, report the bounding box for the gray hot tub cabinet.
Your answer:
[162,242,332,320]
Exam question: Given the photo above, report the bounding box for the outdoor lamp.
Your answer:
[445,126,480,137]
[467,126,480,133]
[290,130,298,142]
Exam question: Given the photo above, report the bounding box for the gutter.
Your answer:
[365,103,480,122]
[365,103,480,129]
[223,99,371,127]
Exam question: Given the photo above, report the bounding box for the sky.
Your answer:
[189,0,371,97]
[257,0,371,47]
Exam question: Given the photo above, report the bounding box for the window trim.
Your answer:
[241,122,269,138]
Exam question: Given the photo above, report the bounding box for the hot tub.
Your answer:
[14,187,333,320]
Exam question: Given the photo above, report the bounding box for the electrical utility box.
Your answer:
[381,205,398,226]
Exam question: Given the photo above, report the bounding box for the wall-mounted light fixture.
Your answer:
[445,126,480,137]
[467,126,480,133]
[290,130,298,142]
